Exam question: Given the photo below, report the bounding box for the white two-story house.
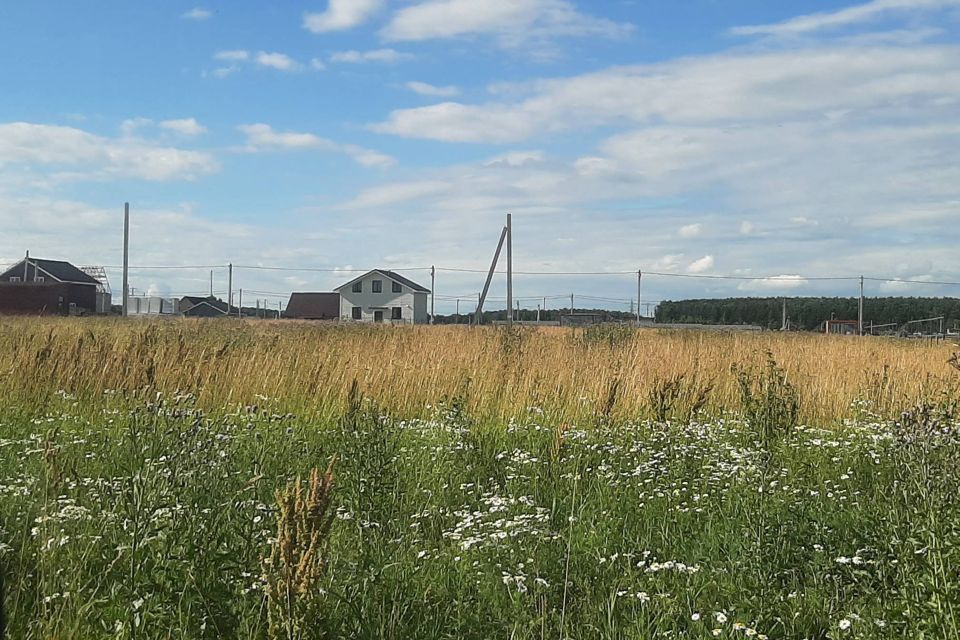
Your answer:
[336,269,430,324]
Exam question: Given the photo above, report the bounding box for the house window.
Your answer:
[9,277,20,283]
[351,306,362,320]
[352,281,362,293]
[392,281,402,293]
[391,307,402,320]
[35,276,44,283]
[372,279,382,293]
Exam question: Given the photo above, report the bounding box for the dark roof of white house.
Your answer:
[335,269,430,294]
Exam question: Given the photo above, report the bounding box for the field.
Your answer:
[2,319,960,639]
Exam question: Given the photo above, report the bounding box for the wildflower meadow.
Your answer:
[1,319,960,639]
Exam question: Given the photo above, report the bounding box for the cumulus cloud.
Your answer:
[303,0,383,32]
[679,223,701,238]
[381,0,633,51]
[329,49,413,64]
[731,0,960,37]
[405,81,461,97]
[214,50,249,62]
[237,124,395,168]
[210,50,306,75]
[687,256,715,274]
[0,122,218,181]
[483,151,545,167]
[159,118,207,136]
[181,7,212,21]
[371,45,960,143]
[255,51,299,71]
[737,275,810,291]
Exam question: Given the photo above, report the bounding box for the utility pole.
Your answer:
[637,269,642,323]
[238,289,243,319]
[475,225,508,324]
[228,263,233,312]
[23,250,29,281]
[858,275,864,337]
[781,298,787,331]
[430,265,435,324]
[209,270,214,297]
[122,203,130,318]
[256,299,260,319]
[537,304,541,324]
[570,293,574,313]
[516,298,520,323]
[506,213,513,328]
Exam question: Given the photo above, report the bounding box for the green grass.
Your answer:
[2,384,960,639]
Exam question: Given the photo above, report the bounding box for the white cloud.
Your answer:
[211,50,302,75]
[341,145,397,169]
[159,118,207,136]
[687,255,714,274]
[310,58,327,71]
[303,0,383,32]
[120,117,152,137]
[737,275,810,292]
[679,223,701,238]
[731,0,960,37]
[237,124,395,168]
[484,151,545,167]
[238,124,336,151]
[255,51,299,72]
[330,49,412,64]
[405,81,461,97]
[214,50,249,62]
[739,221,755,235]
[381,0,633,51]
[181,7,212,21]
[371,45,960,143]
[0,122,218,182]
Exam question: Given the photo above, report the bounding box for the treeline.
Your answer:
[433,308,637,324]
[655,297,960,331]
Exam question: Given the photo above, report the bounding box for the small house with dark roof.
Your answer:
[179,295,237,317]
[284,292,340,320]
[0,256,102,315]
[335,269,430,324]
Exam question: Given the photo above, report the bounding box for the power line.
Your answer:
[233,265,429,273]
[864,277,960,286]
[26,260,960,289]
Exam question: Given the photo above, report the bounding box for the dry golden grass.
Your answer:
[0,317,955,423]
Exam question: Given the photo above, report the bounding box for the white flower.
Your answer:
[691,613,701,621]
[715,612,728,624]
[839,619,852,630]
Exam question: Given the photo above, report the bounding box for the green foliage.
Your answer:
[656,296,960,331]
[647,374,714,423]
[734,352,800,442]
[4,383,960,638]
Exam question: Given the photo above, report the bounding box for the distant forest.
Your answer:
[655,297,960,331]
[433,308,636,324]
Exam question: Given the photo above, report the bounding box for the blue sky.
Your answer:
[1,0,959,312]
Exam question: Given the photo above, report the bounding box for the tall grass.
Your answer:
[2,320,960,637]
[0,318,954,422]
